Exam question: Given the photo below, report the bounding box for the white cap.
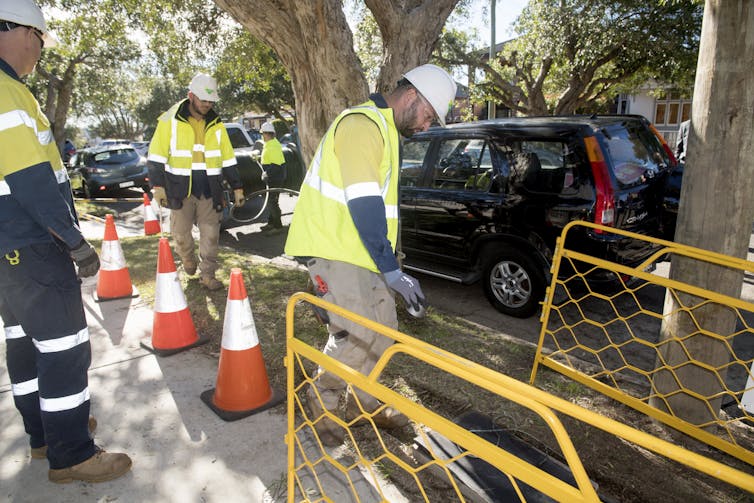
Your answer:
[403,64,456,126]
[0,0,58,48]
[260,121,275,134]
[189,73,218,102]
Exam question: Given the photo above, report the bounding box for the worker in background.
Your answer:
[259,121,286,233]
[147,73,245,290]
[675,119,690,162]
[0,0,132,483]
[284,63,457,446]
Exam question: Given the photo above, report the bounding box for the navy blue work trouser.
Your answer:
[0,242,96,469]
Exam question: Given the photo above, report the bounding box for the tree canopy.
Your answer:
[439,0,703,116]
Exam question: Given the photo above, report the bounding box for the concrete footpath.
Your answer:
[0,277,290,502]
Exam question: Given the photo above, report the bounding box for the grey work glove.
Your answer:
[384,269,426,316]
[70,240,100,278]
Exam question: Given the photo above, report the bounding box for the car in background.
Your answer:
[63,139,76,166]
[399,115,679,318]
[68,143,150,198]
[99,138,131,146]
[224,122,306,194]
[131,141,149,157]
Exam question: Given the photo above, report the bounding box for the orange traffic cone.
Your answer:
[140,237,209,356]
[201,268,282,421]
[143,193,161,235]
[95,214,138,302]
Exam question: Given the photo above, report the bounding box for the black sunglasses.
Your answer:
[0,20,44,48]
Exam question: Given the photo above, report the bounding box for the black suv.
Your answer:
[399,115,678,318]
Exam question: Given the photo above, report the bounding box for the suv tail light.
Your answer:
[648,123,678,165]
[584,136,614,233]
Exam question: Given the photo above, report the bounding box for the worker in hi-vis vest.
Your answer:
[285,64,457,446]
[147,73,244,291]
[0,0,131,483]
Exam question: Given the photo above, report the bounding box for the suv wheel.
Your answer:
[482,246,545,318]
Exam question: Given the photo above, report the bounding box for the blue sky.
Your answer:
[466,0,528,45]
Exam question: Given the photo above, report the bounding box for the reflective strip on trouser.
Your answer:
[0,243,95,469]
[0,307,44,449]
[305,258,398,412]
[169,195,221,279]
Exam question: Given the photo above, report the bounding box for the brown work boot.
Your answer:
[345,396,409,429]
[304,394,345,447]
[183,261,197,276]
[200,276,223,291]
[31,416,99,460]
[48,448,132,484]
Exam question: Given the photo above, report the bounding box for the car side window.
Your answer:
[400,140,430,187]
[507,140,572,195]
[432,138,493,192]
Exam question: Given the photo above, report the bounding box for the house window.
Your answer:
[654,103,667,124]
[654,92,692,126]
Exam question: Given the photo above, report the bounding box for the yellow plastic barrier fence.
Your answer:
[285,292,754,502]
[531,220,754,466]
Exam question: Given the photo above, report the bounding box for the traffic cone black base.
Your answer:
[94,290,139,303]
[139,333,210,357]
[200,388,283,422]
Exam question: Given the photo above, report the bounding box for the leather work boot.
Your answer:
[31,416,99,460]
[304,394,345,447]
[183,261,197,276]
[200,276,223,291]
[48,448,132,484]
[345,397,410,429]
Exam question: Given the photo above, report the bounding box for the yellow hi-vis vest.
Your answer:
[284,100,400,272]
[147,100,236,198]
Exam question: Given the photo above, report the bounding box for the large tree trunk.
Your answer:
[215,0,368,163]
[650,0,754,428]
[365,0,460,94]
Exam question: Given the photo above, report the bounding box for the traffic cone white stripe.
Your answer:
[100,240,127,270]
[221,297,259,350]
[154,271,189,312]
[145,199,158,220]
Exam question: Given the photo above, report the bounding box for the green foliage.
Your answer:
[214,27,295,120]
[271,119,290,137]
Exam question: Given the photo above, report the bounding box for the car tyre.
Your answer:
[481,245,546,318]
[82,183,92,199]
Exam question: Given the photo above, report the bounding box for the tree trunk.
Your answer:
[215,0,368,163]
[650,0,754,428]
[53,64,77,152]
[365,0,460,94]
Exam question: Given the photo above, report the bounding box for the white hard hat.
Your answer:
[189,73,218,102]
[260,121,275,134]
[0,0,58,48]
[403,64,457,126]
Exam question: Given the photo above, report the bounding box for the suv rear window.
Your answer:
[93,148,138,164]
[600,123,666,188]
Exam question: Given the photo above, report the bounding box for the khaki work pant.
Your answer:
[306,258,398,412]
[170,195,222,279]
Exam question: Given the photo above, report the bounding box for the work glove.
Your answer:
[70,240,100,278]
[152,186,167,207]
[234,189,245,207]
[384,269,426,317]
[261,170,269,182]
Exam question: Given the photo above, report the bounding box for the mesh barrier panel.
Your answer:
[531,220,754,466]
[285,292,754,502]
